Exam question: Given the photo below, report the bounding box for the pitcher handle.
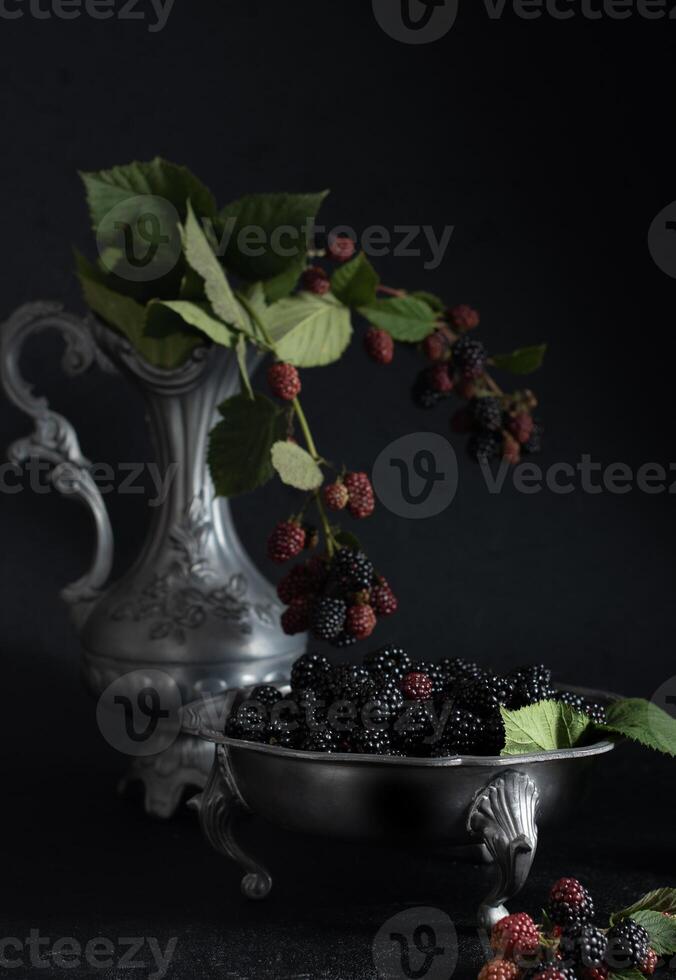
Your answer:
[0,301,115,617]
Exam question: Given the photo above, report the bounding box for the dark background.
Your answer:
[1,2,675,978]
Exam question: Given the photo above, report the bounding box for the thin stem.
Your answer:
[292,398,320,460]
[236,291,275,351]
[377,284,407,298]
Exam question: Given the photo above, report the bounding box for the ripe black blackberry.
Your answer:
[439,657,485,690]
[249,685,283,707]
[226,702,268,742]
[330,548,374,590]
[311,596,347,640]
[268,719,303,749]
[290,687,329,727]
[584,702,607,724]
[329,664,371,700]
[301,729,342,753]
[574,925,608,969]
[452,335,487,380]
[547,878,594,930]
[361,681,405,726]
[351,729,394,755]
[394,701,437,755]
[478,715,506,755]
[557,690,586,713]
[439,707,482,754]
[605,919,650,970]
[472,396,504,432]
[364,645,411,678]
[508,663,553,687]
[330,631,358,649]
[468,432,501,464]
[510,678,557,709]
[457,673,512,717]
[290,652,331,692]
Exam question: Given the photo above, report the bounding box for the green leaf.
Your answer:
[500,701,591,755]
[76,256,202,369]
[599,699,676,758]
[80,157,216,231]
[261,255,305,302]
[208,393,286,498]
[608,970,652,980]
[410,290,446,314]
[182,201,246,332]
[620,911,676,955]
[149,300,236,347]
[270,440,324,491]
[218,191,328,283]
[235,334,254,400]
[359,297,436,342]
[611,890,676,925]
[236,282,270,343]
[331,252,379,307]
[334,530,361,552]
[267,292,352,367]
[492,344,547,375]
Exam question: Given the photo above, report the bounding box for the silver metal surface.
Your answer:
[183,688,616,925]
[1,302,306,816]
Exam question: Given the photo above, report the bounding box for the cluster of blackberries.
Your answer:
[481,880,660,980]
[224,649,606,757]
[276,548,397,643]
[299,234,357,297]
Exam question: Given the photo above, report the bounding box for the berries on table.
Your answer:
[326,234,356,263]
[490,912,541,960]
[344,471,375,519]
[323,481,349,511]
[447,304,480,331]
[400,671,434,702]
[267,520,306,563]
[301,265,331,295]
[605,919,650,970]
[364,327,394,365]
[547,878,595,930]
[267,361,301,401]
[452,335,488,380]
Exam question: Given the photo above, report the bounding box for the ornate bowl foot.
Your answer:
[189,744,272,899]
[118,733,215,819]
[467,770,539,931]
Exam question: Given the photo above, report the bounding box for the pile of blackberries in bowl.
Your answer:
[224,646,608,757]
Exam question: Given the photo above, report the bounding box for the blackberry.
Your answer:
[478,961,520,980]
[277,564,317,605]
[439,707,482,754]
[351,729,394,755]
[412,369,447,409]
[411,661,446,696]
[523,419,544,454]
[394,701,437,755]
[344,472,376,519]
[372,644,412,671]
[267,520,306,563]
[226,701,269,742]
[427,364,454,393]
[290,652,332,692]
[330,631,358,649]
[447,304,480,332]
[249,685,282,707]
[472,396,504,433]
[311,596,347,640]
[439,657,485,689]
[329,664,371,700]
[584,702,607,725]
[345,603,377,640]
[509,664,553,687]
[508,411,534,445]
[400,671,434,702]
[361,682,405,727]
[422,330,449,362]
[289,689,328,730]
[452,335,487,380]
[605,919,650,970]
[301,266,330,295]
[547,878,594,930]
[457,673,512,717]
[331,548,374,590]
[479,715,506,755]
[510,678,557,709]
[267,361,301,401]
[557,690,586,713]
[364,646,409,678]
[502,433,521,465]
[301,729,342,753]
[468,432,501,464]
[372,580,398,616]
[491,912,540,960]
[326,234,356,263]
[575,926,608,970]
[281,596,313,635]
[364,326,394,365]
[531,969,576,980]
[323,481,349,511]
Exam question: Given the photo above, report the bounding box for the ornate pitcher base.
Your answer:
[119,733,215,819]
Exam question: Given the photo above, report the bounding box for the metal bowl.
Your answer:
[182,687,616,928]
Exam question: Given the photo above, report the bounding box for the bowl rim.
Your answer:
[180,683,619,767]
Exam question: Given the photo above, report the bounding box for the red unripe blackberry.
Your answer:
[547,878,594,929]
[267,362,301,401]
[447,304,480,331]
[400,671,434,701]
[267,521,306,563]
[301,266,330,295]
[372,579,398,616]
[509,411,535,445]
[422,330,449,362]
[344,471,375,519]
[281,596,313,635]
[276,564,316,604]
[345,603,377,640]
[584,967,609,980]
[326,234,356,263]
[364,326,394,365]
[427,363,454,393]
[323,481,349,511]
[478,959,520,980]
[503,433,521,465]
[641,949,659,976]
[532,969,576,980]
[491,912,540,960]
